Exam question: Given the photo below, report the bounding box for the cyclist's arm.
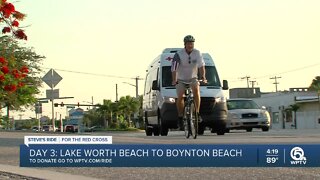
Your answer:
[199,65,207,82]
[197,52,207,82]
[171,53,180,85]
[172,71,177,85]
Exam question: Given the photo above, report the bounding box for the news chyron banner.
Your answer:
[20,136,320,167]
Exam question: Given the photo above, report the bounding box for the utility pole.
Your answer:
[270,76,281,92]
[250,80,257,89]
[135,76,139,98]
[241,76,251,88]
[115,84,118,102]
[50,70,55,131]
[133,76,144,98]
[124,76,143,99]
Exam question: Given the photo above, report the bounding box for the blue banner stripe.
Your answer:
[20,144,320,167]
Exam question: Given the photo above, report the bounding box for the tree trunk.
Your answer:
[103,113,107,128]
[109,111,113,125]
[107,112,111,127]
[127,113,131,127]
[7,104,13,130]
[115,112,118,123]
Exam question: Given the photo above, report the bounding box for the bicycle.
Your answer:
[179,80,201,139]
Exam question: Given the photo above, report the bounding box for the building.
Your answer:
[229,88,262,98]
[66,108,84,125]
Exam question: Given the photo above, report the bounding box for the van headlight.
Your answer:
[215,97,226,103]
[164,97,175,103]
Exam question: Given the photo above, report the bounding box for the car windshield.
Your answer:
[162,66,221,87]
[227,100,260,110]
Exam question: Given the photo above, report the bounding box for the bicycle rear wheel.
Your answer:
[190,102,198,139]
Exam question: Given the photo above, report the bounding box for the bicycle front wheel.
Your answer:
[190,102,198,139]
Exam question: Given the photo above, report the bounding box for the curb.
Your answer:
[0,164,100,180]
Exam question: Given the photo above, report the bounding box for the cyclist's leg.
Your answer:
[191,80,200,113]
[176,82,185,116]
[176,82,185,129]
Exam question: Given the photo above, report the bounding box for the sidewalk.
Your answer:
[0,164,100,180]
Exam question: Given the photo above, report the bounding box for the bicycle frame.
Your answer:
[183,83,198,139]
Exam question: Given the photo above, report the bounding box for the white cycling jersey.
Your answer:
[171,48,205,82]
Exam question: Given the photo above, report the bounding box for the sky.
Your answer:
[7,0,320,119]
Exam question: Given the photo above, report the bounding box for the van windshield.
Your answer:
[162,66,221,87]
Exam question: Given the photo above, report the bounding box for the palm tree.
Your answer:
[83,109,101,127]
[110,102,120,124]
[117,95,140,126]
[96,99,122,128]
[309,76,320,92]
[309,76,320,117]
[96,100,113,128]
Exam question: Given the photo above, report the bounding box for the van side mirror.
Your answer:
[222,80,229,90]
[152,80,159,90]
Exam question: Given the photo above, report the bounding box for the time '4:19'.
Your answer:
[267,149,279,154]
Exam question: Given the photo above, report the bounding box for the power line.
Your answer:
[228,62,320,83]
[42,68,144,100]
[43,67,144,80]
[256,63,320,79]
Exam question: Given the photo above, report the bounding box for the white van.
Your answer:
[143,48,229,136]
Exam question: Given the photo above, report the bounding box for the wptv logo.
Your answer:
[290,147,307,165]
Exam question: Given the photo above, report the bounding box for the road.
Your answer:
[1,129,320,180]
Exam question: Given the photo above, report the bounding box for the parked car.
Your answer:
[84,126,102,132]
[31,126,44,132]
[226,99,270,132]
[56,126,62,132]
[65,125,78,133]
[42,125,54,132]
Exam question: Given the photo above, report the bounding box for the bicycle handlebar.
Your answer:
[176,79,207,85]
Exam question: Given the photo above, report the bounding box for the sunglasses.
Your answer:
[188,56,191,64]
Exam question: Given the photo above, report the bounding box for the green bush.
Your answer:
[119,120,128,129]
[118,115,128,129]
[109,122,118,129]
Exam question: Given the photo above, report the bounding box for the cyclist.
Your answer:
[171,35,207,130]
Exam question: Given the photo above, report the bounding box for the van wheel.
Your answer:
[158,117,168,136]
[144,113,152,136]
[216,129,225,135]
[198,122,205,135]
[246,128,253,132]
[160,125,168,136]
[153,125,160,136]
[145,125,152,136]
